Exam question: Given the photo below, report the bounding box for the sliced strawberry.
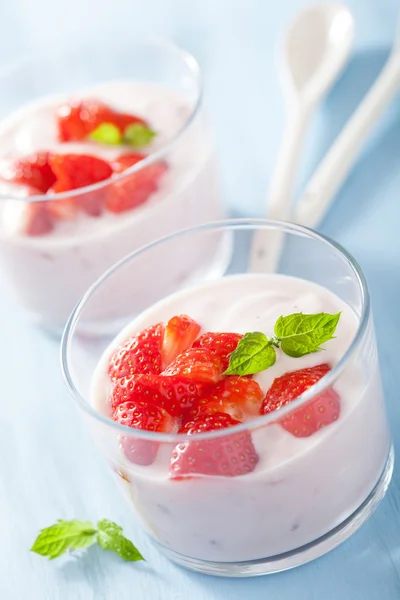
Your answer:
[192,332,243,371]
[49,154,112,192]
[111,152,145,174]
[195,376,264,421]
[47,194,77,220]
[163,348,222,384]
[57,99,147,142]
[108,323,164,382]
[24,203,54,236]
[113,113,147,133]
[106,160,168,214]
[170,412,259,478]
[262,363,340,437]
[114,400,178,465]
[110,373,199,417]
[161,314,201,368]
[0,152,56,193]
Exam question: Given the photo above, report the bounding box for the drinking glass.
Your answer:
[61,219,392,576]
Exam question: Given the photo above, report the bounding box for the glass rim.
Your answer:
[61,218,370,442]
[0,35,203,203]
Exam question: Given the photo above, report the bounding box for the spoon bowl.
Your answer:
[283,3,355,105]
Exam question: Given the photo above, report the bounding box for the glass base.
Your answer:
[154,444,394,577]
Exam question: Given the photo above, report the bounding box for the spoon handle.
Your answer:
[295,52,400,229]
[250,105,311,272]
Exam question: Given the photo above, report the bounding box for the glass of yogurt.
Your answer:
[61,219,392,576]
[0,38,224,334]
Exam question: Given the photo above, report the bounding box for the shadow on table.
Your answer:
[290,45,400,238]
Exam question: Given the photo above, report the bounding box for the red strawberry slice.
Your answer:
[262,363,340,437]
[49,154,113,192]
[108,323,164,382]
[47,195,78,220]
[0,152,56,193]
[114,400,178,465]
[170,412,259,478]
[111,153,145,173]
[192,332,243,371]
[195,376,264,421]
[57,99,147,142]
[106,159,168,214]
[163,348,222,384]
[24,202,54,236]
[161,314,201,368]
[110,373,199,417]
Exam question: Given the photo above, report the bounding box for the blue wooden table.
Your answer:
[1,1,400,598]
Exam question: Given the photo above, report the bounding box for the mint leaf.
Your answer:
[274,312,340,358]
[97,519,144,562]
[123,123,155,147]
[89,122,122,145]
[224,332,276,376]
[31,520,97,560]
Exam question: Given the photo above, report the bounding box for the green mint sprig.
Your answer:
[88,122,156,147]
[89,123,122,145]
[123,123,156,147]
[224,312,340,376]
[31,519,144,562]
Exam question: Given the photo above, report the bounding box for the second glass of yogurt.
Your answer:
[0,38,224,333]
[61,219,392,576]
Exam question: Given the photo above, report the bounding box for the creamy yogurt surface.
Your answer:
[91,273,390,562]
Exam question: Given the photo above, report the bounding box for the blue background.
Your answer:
[1,0,400,598]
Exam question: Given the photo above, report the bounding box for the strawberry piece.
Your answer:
[106,159,168,214]
[161,314,201,368]
[192,332,243,371]
[108,323,164,382]
[24,202,54,236]
[57,99,147,142]
[195,376,264,421]
[111,153,145,174]
[114,400,177,465]
[163,348,222,384]
[262,363,340,437]
[110,373,199,417]
[0,152,56,193]
[49,154,112,192]
[47,195,78,220]
[170,412,259,478]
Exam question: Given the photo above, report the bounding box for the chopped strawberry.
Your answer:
[262,364,340,437]
[111,153,145,174]
[113,113,147,133]
[170,412,259,478]
[108,323,164,382]
[47,195,77,220]
[105,160,168,214]
[57,99,147,142]
[0,152,56,193]
[163,348,222,384]
[161,314,201,368]
[195,376,264,421]
[24,202,54,236]
[49,154,112,192]
[110,373,199,417]
[114,400,178,465]
[192,332,243,371]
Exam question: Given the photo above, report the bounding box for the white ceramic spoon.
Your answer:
[295,21,400,228]
[250,3,354,272]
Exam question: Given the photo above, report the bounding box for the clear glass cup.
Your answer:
[61,219,392,577]
[0,38,223,334]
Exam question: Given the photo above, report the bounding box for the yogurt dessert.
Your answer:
[91,273,390,564]
[0,81,223,330]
